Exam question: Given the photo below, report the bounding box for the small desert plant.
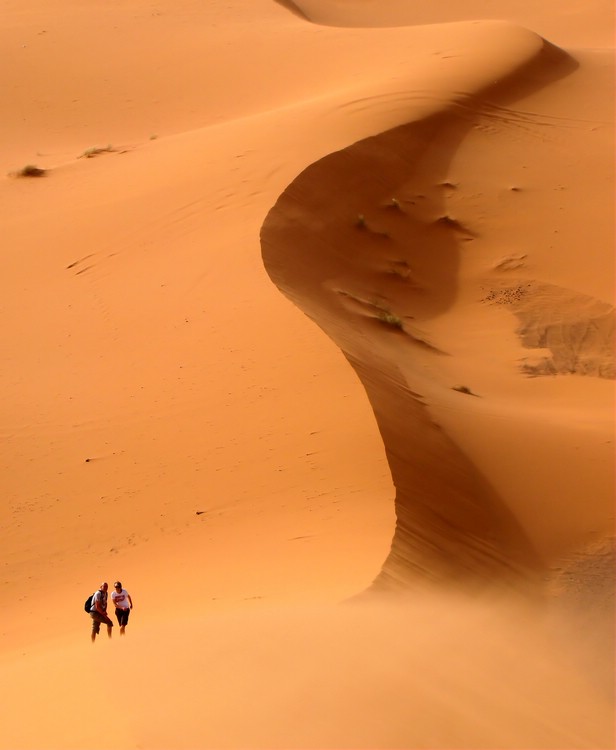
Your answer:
[355,213,367,229]
[79,144,114,159]
[387,259,412,279]
[15,164,46,177]
[385,197,403,210]
[377,310,403,329]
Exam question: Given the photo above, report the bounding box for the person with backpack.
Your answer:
[88,582,114,642]
[111,581,133,635]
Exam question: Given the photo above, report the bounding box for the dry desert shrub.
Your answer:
[79,145,115,159]
[385,197,403,210]
[14,164,46,177]
[377,310,404,329]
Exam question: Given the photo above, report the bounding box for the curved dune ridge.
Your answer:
[261,33,614,594]
[278,0,615,45]
[0,1,614,748]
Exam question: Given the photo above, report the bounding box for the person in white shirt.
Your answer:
[111,581,133,635]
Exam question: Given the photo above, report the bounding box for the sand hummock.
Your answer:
[1,1,614,748]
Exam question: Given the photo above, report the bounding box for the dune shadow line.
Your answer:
[260,40,577,594]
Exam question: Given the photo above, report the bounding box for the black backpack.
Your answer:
[84,593,94,613]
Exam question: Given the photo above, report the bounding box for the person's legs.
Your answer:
[91,611,113,641]
[90,614,101,643]
[104,613,113,638]
[117,608,129,634]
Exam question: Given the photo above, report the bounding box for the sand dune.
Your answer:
[261,33,614,591]
[279,0,614,46]
[0,0,613,748]
[1,599,613,749]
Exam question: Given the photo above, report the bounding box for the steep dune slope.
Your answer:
[261,35,614,591]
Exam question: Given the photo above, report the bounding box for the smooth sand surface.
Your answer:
[1,1,614,748]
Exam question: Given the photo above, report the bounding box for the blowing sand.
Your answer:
[0,1,614,748]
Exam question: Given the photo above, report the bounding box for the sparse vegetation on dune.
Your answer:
[12,164,46,178]
[79,144,115,159]
[385,197,403,210]
[377,310,404,329]
[386,259,412,279]
[337,289,404,330]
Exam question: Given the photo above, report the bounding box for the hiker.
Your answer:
[111,581,133,635]
[90,581,114,642]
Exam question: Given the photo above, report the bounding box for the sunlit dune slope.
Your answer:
[261,33,614,592]
[0,14,561,649]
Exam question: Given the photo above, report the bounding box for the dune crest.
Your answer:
[279,0,613,47]
[261,33,612,594]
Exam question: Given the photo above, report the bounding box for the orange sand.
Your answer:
[0,1,613,748]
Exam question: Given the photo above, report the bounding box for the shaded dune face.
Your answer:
[273,0,311,21]
[261,41,578,594]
